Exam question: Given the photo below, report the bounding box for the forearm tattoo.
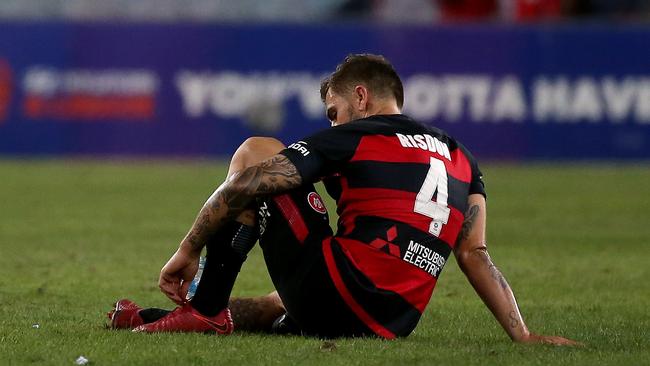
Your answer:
[456,204,509,291]
[473,249,510,291]
[456,203,523,331]
[185,155,302,251]
[474,247,522,330]
[508,311,520,329]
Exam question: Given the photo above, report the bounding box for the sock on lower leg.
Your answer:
[139,308,171,323]
[190,222,258,316]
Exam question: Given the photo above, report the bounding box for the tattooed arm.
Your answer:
[454,194,580,346]
[180,154,301,254]
[158,154,302,304]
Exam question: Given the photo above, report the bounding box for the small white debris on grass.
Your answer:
[75,356,89,365]
[31,324,40,329]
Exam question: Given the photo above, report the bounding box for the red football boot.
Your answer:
[132,303,233,335]
[107,299,144,329]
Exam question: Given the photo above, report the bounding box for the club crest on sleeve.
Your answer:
[307,192,327,214]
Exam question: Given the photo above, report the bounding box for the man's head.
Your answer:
[320,54,403,126]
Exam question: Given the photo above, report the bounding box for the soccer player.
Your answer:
[109,54,579,344]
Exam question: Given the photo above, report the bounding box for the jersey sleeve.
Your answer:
[459,143,486,198]
[469,159,486,198]
[280,125,362,183]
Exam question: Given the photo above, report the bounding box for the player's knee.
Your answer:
[228,137,286,177]
[240,137,285,155]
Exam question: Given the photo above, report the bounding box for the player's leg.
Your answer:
[129,223,259,333]
[227,291,285,332]
[215,137,304,332]
[226,137,286,177]
[129,137,286,333]
[109,137,363,335]
[257,186,374,338]
[109,137,286,330]
[189,137,287,327]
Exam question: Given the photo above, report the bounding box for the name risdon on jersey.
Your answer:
[281,114,485,338]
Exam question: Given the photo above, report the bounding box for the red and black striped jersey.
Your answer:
[281,114,485,338]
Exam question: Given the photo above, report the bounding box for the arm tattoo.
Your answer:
[491,263,510,291]
[473,249,510,291]
[473,248,522,330]
[456,204,509,290]
[220,154,302,210]
[184,154,302,251]
[509,311,520,328]
[456,204,480,246]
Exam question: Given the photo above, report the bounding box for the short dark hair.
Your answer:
[320,54,404,108]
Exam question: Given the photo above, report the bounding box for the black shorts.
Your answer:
[257,185,374,338]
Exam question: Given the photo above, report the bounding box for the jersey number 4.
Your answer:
[414,157,451,237]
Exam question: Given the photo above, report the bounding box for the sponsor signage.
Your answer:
[0,23,648,159]
[22,68,158,120]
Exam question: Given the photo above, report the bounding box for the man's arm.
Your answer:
[454,194,581,345]
[180,154,302,254]
[158,154,302,304]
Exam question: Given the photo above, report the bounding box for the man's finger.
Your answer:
[180,280,191,300]
[160,284,183,304]
[159,276,184,304]
[557,338,585,347]
[545,336,584,347]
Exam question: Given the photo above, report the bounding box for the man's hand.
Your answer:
[517,333,584,346]
[158,248,200,304]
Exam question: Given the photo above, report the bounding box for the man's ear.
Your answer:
[354,85,369,111]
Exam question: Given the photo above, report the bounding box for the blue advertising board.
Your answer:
[0,22,648,159]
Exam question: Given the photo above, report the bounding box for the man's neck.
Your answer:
[366,102,401,117]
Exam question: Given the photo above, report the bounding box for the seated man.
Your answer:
[108,54,579,344]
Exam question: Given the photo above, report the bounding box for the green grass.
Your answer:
[0,160,649,365]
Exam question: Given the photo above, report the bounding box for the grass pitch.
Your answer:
[0,160,648,365]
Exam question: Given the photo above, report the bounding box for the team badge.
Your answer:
[307,192,327,214]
